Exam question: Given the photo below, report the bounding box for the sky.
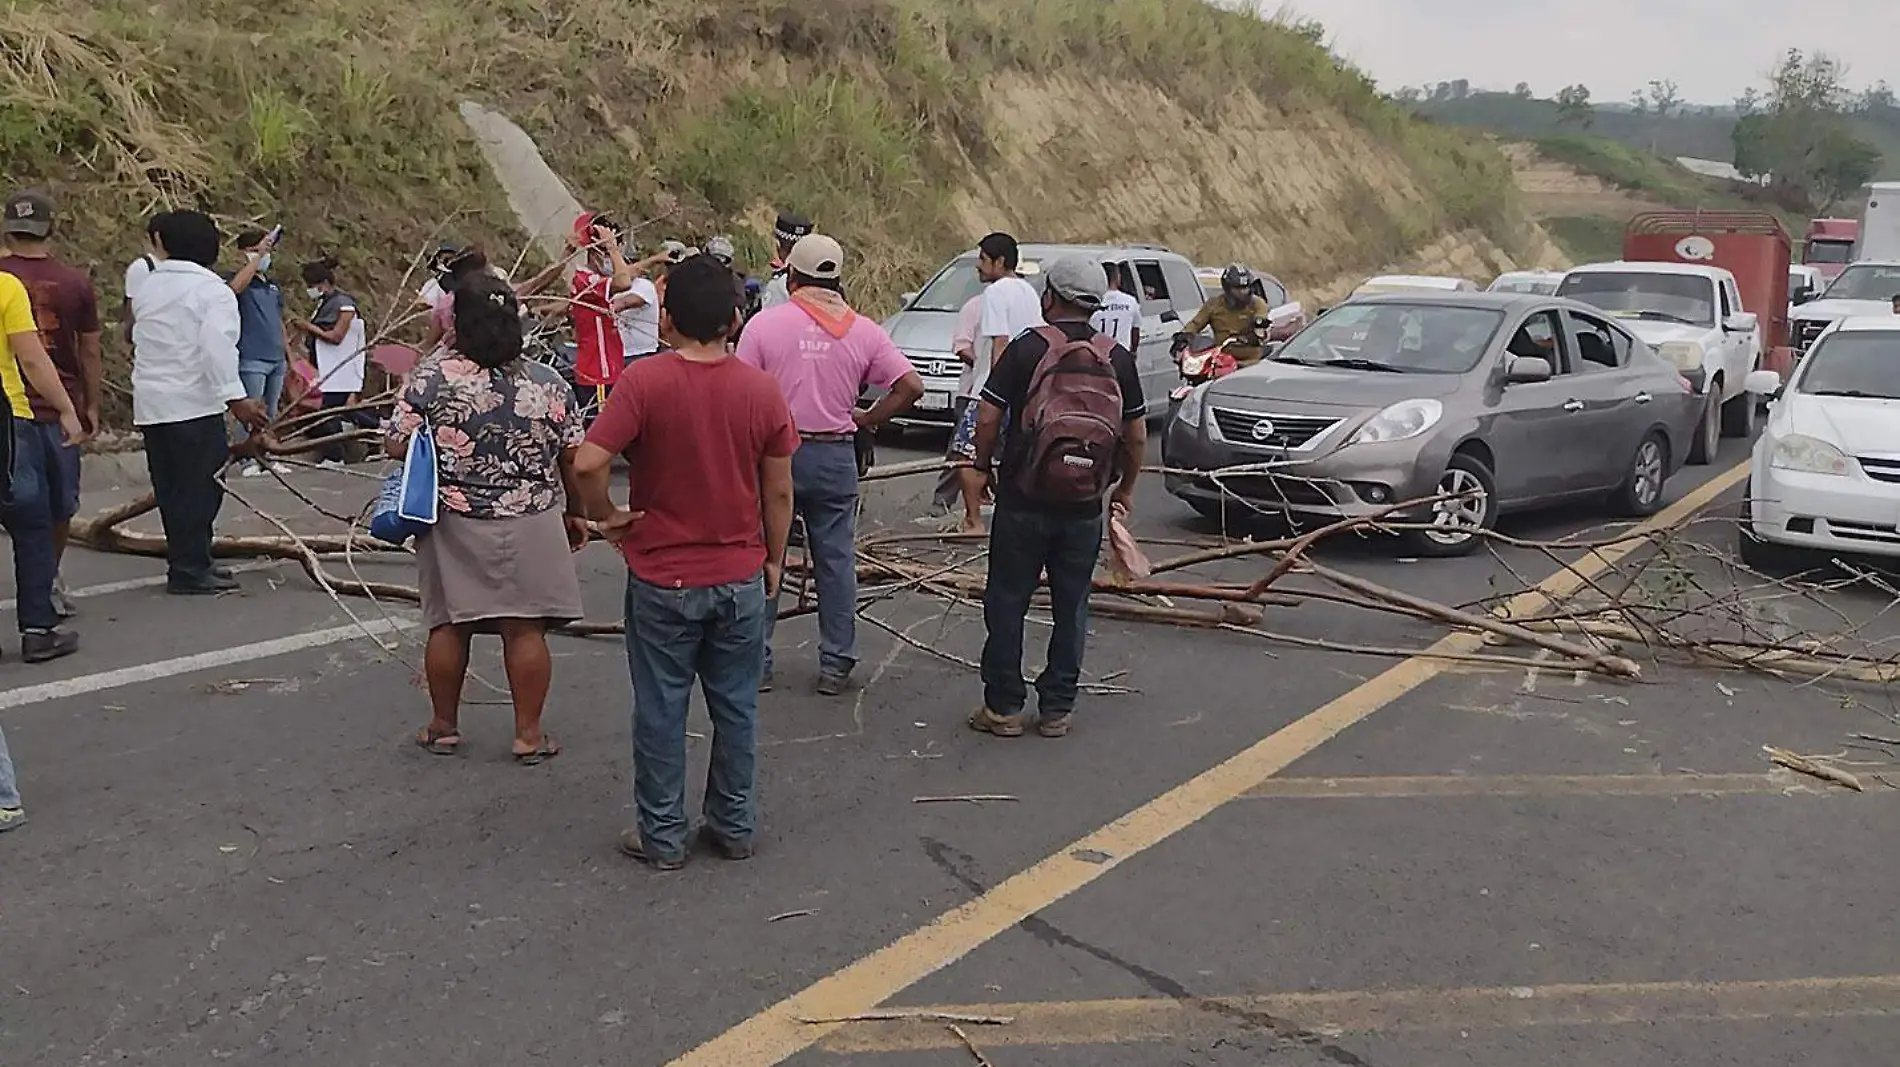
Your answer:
[1295,1,1899,104]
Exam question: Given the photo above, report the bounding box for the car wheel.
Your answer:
[1736,479,1792,571]
[1720,388,1757,439]
[1610,432,1668,517]
[1402,452,1498,558]
[1686,393,1719,466]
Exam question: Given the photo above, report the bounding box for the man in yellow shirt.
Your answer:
[0,268,87,663]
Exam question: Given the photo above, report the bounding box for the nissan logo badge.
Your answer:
[1250,418,1276,441]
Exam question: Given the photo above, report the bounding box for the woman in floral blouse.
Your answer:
[389,273,587,764]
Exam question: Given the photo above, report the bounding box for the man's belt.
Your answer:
[799,431,853,442]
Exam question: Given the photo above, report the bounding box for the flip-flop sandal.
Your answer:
[415,726,462,756]
[513,737,562,766]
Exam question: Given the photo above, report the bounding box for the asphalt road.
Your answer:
[5,426,1899,1067]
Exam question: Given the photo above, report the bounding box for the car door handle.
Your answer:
[1160,311,1179,322]
[1562,399,1584,412]
[1634,391,1652,404]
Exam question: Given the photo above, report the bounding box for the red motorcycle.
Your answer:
[1168,334,1242,411]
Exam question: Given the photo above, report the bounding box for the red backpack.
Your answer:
[1010,325,1126,505]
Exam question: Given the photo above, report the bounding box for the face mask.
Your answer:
[307,287,323,300]
[256,254,272,273]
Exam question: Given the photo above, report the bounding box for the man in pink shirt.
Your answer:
[737,234,923,695]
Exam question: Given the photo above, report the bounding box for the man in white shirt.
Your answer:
[757,210,813,313]
[130,210,268,595]
[957,232,1043,532]
[1090,261,1143,352]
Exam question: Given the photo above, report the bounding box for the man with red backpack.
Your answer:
[967,256,1146,739]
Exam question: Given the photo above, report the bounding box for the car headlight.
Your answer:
[1769,433,1850,476]
[1656,341,1705,371]
[1349,398,1443,445]
[1175,383,1208,427]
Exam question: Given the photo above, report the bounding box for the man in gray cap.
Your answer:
[966,254,1146,741]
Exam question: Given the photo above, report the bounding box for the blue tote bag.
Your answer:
[369,426,439,545]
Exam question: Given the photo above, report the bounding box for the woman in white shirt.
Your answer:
[293,258,372,465]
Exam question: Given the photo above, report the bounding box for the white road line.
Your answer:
[0,617,411,711]
[0,560,283,613]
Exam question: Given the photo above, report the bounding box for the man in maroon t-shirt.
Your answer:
[1,190,102,619]
[574,254,797,871]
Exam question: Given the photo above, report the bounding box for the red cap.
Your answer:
[571,212,598,242]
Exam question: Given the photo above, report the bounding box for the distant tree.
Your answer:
[1555,84,1594,128]
[1861,80,1897,114]
[1391,85,1422,105]
[1732,113,1776,178]
[1645,79,1683,118]
[1512,82,1533,99]
[1629,89,1647,114]
[1448,79,1470,100]
[1731,49,1878,210]
[1812,129,1883,212]
[1734,88,1762,116]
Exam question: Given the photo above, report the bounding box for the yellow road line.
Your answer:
[1241,771,1846,799]
[662,460,1753,1067]
[818,974,1900,1053]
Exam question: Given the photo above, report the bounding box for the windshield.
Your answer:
[908,256,1046,312]
[1274,303,1504,374]
[1796,331,1900,400]
[1805,240,1855,265]
[1821,263,1900,302]
[1556,271,1716,327]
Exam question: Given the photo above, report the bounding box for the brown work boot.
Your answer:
[1037,714,1073,739]
[967,706,1028,738]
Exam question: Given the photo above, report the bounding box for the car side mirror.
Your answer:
[1261,341,1283,359]
[1744,369,1782,397]
[1505,355,1553,384]
[1724,312,1759,333]
[900,291,917,307]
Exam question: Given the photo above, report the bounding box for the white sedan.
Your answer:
[1742,316,1900,566]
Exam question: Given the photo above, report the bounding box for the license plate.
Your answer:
[917,392,950,411]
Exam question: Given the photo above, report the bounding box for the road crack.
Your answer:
[920,837,1379,1066]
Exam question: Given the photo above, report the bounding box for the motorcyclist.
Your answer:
[1174,264,1275,367]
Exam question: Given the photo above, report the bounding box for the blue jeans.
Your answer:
[236,361,286,442]
[626,574,770,861]
[1,420,62,631]
[980,501,1104,718]
[764,440,858,678]
[0,723,19,810]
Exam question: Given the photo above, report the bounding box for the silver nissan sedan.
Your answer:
[1161,292,1704,555]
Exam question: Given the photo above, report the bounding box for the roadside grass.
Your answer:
[4,0,1528,424]
[1541,215,1626,263]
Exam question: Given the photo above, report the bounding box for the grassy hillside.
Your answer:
[3,0,1538,423]
[1418,92,1900,181]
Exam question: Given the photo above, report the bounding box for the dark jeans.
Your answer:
[980,501,1104,718]
[0,420,61,631]
[320,392,376,462]
[142,414,229,588]
[764,440,858,678]
[626,573,769,862]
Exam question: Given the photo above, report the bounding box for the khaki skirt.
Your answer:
[415,507,585,631]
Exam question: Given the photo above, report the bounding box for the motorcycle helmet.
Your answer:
[1220,263,1255,293]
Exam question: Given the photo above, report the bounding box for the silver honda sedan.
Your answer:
[1161,292,1704,555]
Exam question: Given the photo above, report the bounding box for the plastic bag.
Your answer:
[368,427,438,545]
[1105,500,1151,584]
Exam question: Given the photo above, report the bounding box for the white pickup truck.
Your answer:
[1554,261,1763,465]
[1789,260,1900,356]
